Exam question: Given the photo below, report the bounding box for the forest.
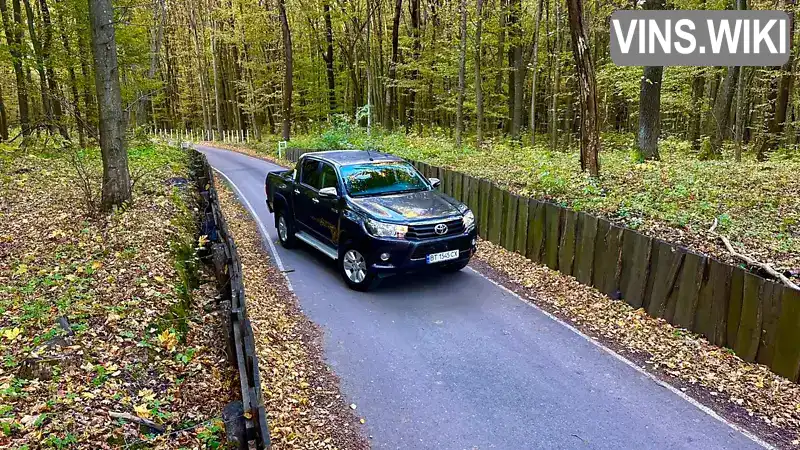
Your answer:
[0,0,798,273]
[0,0,797,158]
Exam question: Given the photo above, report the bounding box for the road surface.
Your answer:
[198,145,762,450]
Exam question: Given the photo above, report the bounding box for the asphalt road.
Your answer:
[198,145,762,450]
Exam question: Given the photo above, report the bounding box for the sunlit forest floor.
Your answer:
[242,124,799,282]
[0,141,234,448]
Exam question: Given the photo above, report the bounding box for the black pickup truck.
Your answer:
[265,150,478,290]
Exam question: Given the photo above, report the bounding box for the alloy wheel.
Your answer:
[278,215,288,242]
[343,249,367,284]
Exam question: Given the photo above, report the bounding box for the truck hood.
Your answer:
[349,190,463,222]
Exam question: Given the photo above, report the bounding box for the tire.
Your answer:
[440,258,470,273]
[339,245,377,291]
[275,209,297,248]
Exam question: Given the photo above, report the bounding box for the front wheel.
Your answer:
[275,210,296,248]
[339,247,377,291]
[440,258,470,273]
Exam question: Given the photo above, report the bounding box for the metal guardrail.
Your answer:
[189,148,270,449]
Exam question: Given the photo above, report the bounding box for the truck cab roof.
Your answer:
[301,150,404,167]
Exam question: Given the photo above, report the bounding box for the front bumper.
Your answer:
[363,228,479,276]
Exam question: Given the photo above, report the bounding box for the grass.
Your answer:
[240,120,799,273]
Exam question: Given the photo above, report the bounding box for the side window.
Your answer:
[319,163,338,191]
[300,159,321,189]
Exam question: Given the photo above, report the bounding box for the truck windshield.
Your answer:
[340,162,430,197]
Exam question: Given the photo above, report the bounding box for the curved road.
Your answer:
[199,145,762,450]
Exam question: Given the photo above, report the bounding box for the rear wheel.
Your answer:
[440,258,470,273]
[339,246,377,291]
[276,210,296,248]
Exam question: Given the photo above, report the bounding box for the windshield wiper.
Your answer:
[378,188,423,196]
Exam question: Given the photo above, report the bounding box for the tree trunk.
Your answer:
[455,0,466,147]
[0,83,8,141]
[772,0,795,146]
[509,0,523,140]
[407,0,420,132]
[636,66,663,160]
[734,67,748,161]
[566,0,600,176]
[475,0,484,146]
[138,0,164,127]
[383,0,401,130]
[733,0,749,161]
[549,2,560,150]
[38,0,68,139]
[709,66,739,155]
[635,0,665,161]
[322,0,336,114]
[59,19,85,147]
[0,0,30,136]
[688,69,705,150]
[495,0,505,131]
[529,0,543,146]
[754,0,795,158]
[78,30,95,134]
[88,0,131,209]
[22,0,54,134]
[278,0,293,140]
[211,22,223,136]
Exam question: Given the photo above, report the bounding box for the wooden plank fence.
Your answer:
[191,149,271,449]
[284,147,800,383]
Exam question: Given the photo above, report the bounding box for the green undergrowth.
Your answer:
[242,121,799,270]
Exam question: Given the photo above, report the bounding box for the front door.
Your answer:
[308,162,341,246]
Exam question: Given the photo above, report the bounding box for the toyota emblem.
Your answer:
[434,223,448,235]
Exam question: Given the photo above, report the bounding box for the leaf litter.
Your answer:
[473,239,800,448]
[215,176,368,449]
[0,144,235,448]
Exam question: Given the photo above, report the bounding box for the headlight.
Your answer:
[462,210,475,232]
[365,217,408,239]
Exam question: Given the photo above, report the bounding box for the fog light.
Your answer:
[380,252,390,261]
[471,239,476,246]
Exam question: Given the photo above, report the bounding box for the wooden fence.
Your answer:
[284,147,800,384]
[190,149,270,449]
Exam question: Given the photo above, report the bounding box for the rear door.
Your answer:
[295,158,321,231]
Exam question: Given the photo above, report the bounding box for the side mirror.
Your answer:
[319,187,338,198]
[428,177,441,188]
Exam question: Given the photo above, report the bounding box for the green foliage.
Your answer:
[197,420,225,449]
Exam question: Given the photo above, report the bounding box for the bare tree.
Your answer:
[88,0,132,209]
[383,0,401,130]
[0,0,30,137]
[455,0,467,147]
[565,0,600,176]
[509,0,523,141]
[529,0,543,146]
[549,1,560,150]
[322,0,336,114]
[474,0,484,146]
[278,0,293,140]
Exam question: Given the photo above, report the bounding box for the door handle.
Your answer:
[293,189,300,194]
[311,198,320,204]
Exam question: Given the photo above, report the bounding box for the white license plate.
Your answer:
[426,249,459,264]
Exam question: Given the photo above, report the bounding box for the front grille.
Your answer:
[406,218,464,240]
